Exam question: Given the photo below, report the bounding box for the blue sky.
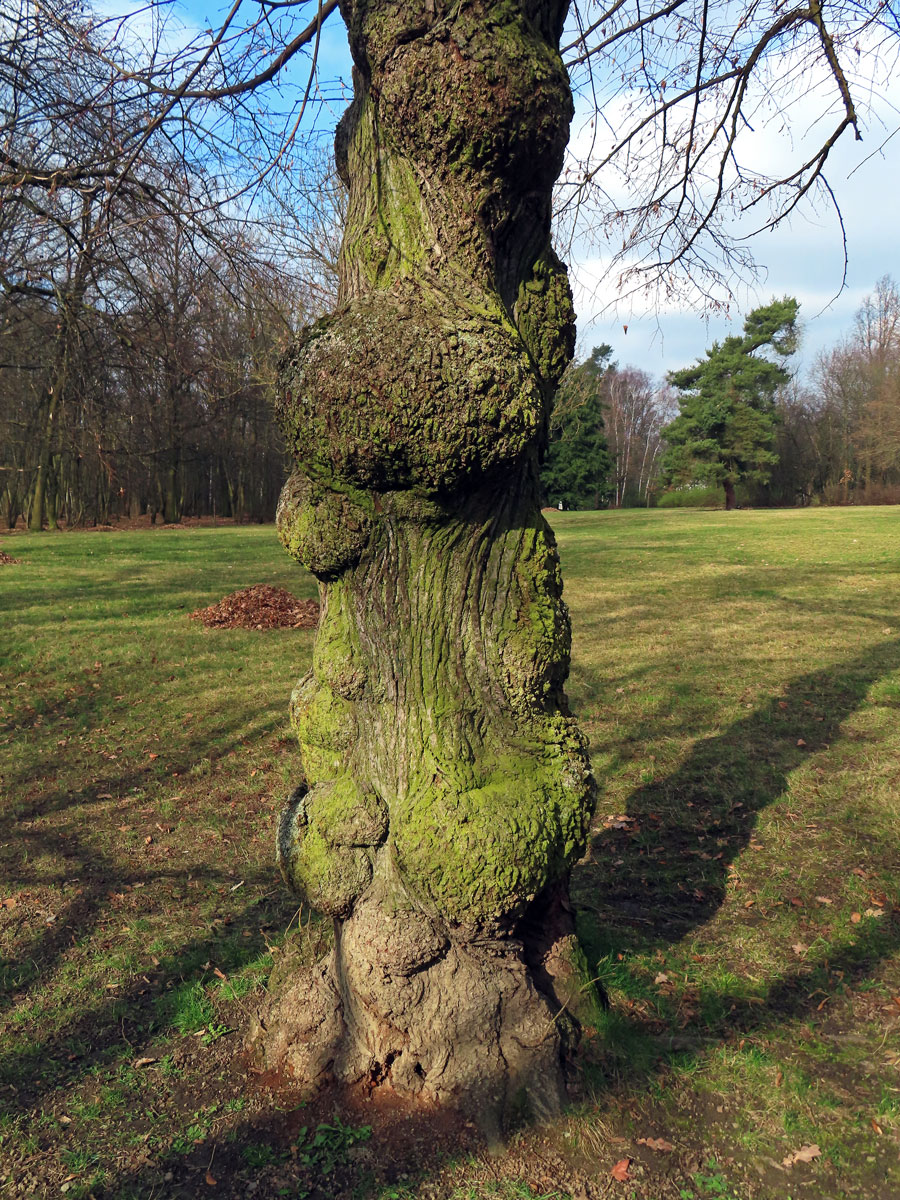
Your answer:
[570,110,898,381]
[166,0,897,383]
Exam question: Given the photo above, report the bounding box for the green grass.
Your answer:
[2,510,899,1200]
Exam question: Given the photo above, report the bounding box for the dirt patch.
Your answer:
[189,584,319,630]
[0,550,20,564]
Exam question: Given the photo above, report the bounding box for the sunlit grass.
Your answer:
[1,509,899,1199]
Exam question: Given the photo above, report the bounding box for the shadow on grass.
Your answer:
[89,1090,472,1200]
[0,829,296,1100]
[5,640,900,1198]
[0,681,300,1111]
[573,635,900,946]
[570,635,900,1084]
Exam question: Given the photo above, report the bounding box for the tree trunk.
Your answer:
[724,478,736,509]
[29,390,58,531]
[45,454,60,530]
[162,455,180,524]
[252,0,595,1135]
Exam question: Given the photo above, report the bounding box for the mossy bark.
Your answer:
[252,0,595,1133]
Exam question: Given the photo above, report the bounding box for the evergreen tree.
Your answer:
[661,299,799,509]
[541,346,615,509]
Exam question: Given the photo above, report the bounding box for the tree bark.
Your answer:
[252,0,596,1134]
[724,478,736,509]
[29,389,57,532]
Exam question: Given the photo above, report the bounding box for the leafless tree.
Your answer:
[605,365,671,505]
[559,1,899,308]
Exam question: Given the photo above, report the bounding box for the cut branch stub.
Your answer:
[255,0,596,1134]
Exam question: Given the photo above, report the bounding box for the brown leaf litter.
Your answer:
[189,585,319,630]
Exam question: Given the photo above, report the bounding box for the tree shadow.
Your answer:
[5,639,900,1197]
[87,1085,476,1200]
[569,634,900,1108]
[572,634,900,950]
[0,829,296,1106]
[0,681,299,1110]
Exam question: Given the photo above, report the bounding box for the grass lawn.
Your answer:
[1,507,899,1200]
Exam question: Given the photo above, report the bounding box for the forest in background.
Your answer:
[5,255,900,526]
[2,0,899,527]
[543,277,900,512]
[0,0,340,531]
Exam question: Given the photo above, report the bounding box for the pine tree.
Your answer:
[541,345,614,509]
[662,299,799,509]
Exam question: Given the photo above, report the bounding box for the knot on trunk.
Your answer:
[277,287,548,494]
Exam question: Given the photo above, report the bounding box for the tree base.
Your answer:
[248,884,587,1141]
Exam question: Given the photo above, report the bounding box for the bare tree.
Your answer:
[810,276,900,498]
[1,0,338,527]
[559,1,898,306]
[605,366,669,505]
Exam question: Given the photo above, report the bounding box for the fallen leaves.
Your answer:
[610,1158,632,1182]
[637,1137,674,1152]
[602,813,637,832]
[782,1144,821,1168]
[190,585,319,630]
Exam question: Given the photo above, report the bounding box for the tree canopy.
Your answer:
[3,1,896,310]
[541,346,615,509]
[661,297,800,508]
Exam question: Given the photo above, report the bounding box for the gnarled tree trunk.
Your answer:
[253,0,595,1135]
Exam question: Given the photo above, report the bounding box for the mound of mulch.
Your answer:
[0,550,20,565]
[189,585,319,630]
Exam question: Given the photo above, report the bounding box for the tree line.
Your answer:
[4,2,898,527]
[542,279,900,511]
[0,0,338,531]
[1,214,320,529]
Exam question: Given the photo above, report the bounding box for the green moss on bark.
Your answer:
[276,470,374,578]
[262,0,598,1124]
[392,741,592,924]
[289,674,355,781]
[277,290,547,494]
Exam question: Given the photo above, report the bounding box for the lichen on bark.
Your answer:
[251,0,596,1135]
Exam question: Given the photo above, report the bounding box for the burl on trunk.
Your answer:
[251,0,596,1133]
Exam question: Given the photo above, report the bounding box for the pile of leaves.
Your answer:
[189,585,319,630]
[0,549,20,565]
